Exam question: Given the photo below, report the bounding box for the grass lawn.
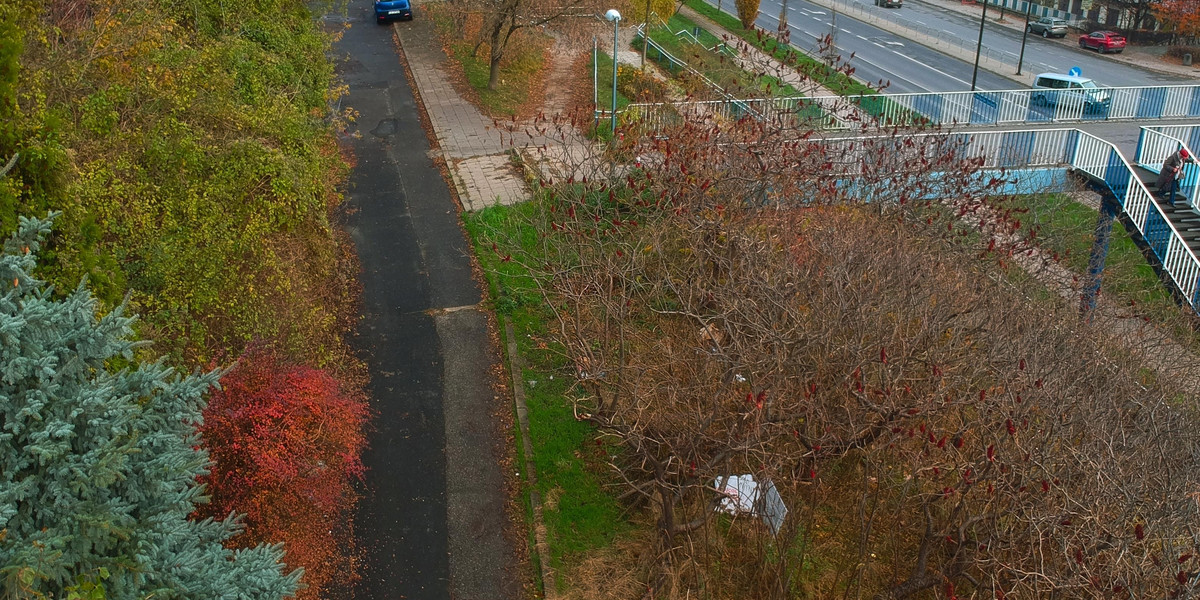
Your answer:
[639,12,803,98]
[680,0,926,123]
[592,50,634,111]
[425,3,550,117]
[996,192,1188,321]
[463,201,631,591]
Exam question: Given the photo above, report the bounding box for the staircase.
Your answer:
[1128,163,1200,256]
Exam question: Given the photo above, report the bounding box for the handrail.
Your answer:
[635,23,765,122]
[1136,128,1198,208]
[621,83,1200,129]
[670,28,737,56]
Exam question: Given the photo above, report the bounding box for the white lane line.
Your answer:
[889,48,971,86]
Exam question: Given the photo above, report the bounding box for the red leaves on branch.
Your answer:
[197,347,368,599]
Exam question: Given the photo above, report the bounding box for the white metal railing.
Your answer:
[621,84,1200,130]
[634,24,765,122]
[812,128,1200,308]
[1137,125,1200,207]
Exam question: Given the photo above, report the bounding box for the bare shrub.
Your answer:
[487,102,1200,598]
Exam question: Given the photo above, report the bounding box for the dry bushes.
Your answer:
[489,108,1200,598]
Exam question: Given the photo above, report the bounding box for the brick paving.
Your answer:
[392,11,530,210]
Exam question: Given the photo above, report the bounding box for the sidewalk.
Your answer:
[392,13,530,211]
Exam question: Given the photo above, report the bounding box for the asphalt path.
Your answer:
[328,2,514,599]
[701,0,1193,92]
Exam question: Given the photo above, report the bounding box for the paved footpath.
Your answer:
[330,1,519,598]
[392,11,531,211]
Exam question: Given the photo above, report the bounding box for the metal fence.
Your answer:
[618,84,1200,130]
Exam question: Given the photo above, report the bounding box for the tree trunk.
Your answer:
[486,17,504,90]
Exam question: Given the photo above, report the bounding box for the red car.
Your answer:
[1078,31,1126,53]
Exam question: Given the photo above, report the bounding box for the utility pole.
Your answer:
[1016,0,1034,75]
[827,4,839,66]
[778,0,790,42]
[971,0,988,91]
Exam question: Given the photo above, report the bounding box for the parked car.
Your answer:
[375,0,412,23]
[1031,72,1111,113]
[1027,17,1068,38]
[874,0,902,7]
[1078,30,1126,53]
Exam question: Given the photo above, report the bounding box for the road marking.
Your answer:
[889,48,971,86]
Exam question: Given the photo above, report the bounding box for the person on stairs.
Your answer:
[1157,147,1195,207]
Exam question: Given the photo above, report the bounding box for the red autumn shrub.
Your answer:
[197,347,368,599]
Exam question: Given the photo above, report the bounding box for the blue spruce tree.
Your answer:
[0,214,301,599]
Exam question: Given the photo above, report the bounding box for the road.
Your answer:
[699,0,1193,92]
[895,0,1190,86]
[329,1,516,599]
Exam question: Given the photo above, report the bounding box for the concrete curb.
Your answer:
[389,26,474,212]
[504,318,558,599]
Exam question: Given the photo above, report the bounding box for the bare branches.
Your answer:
[481,106,1200,597]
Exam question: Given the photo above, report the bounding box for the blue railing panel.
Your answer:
[1189,87,1200,118]
[1137,87,1168,119]
[971,92,1001,125]
[998,130,1036,167]
[1104,149,1132,205]
[1144,209,1173,258]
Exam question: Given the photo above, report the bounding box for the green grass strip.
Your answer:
[681,0,925,122]
[464,201,630,590]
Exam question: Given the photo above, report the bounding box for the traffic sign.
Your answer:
[1068,66,1082,77]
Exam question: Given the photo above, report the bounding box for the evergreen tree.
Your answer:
[0,214,301,599]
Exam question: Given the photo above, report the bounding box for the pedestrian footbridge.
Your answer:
[614,83,1200,131]
[606,81,1200,315]
[821,124,1200,315]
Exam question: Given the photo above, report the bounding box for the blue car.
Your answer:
[375,0,412,22]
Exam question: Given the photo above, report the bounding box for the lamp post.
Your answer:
[1015,0,1034,75]
[605,9,621,134]
[641,0,650,69]
[970,0,989,91]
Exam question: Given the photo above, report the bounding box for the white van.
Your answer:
[1031,73,1111,113]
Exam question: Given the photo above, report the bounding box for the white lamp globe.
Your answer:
[605,8,621,21]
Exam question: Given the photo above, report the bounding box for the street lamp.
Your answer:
[605,9,621,134]
[1015,0,1034,75]
[970,0,989,91]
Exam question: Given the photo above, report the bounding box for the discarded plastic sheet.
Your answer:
[714,474,788,535]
